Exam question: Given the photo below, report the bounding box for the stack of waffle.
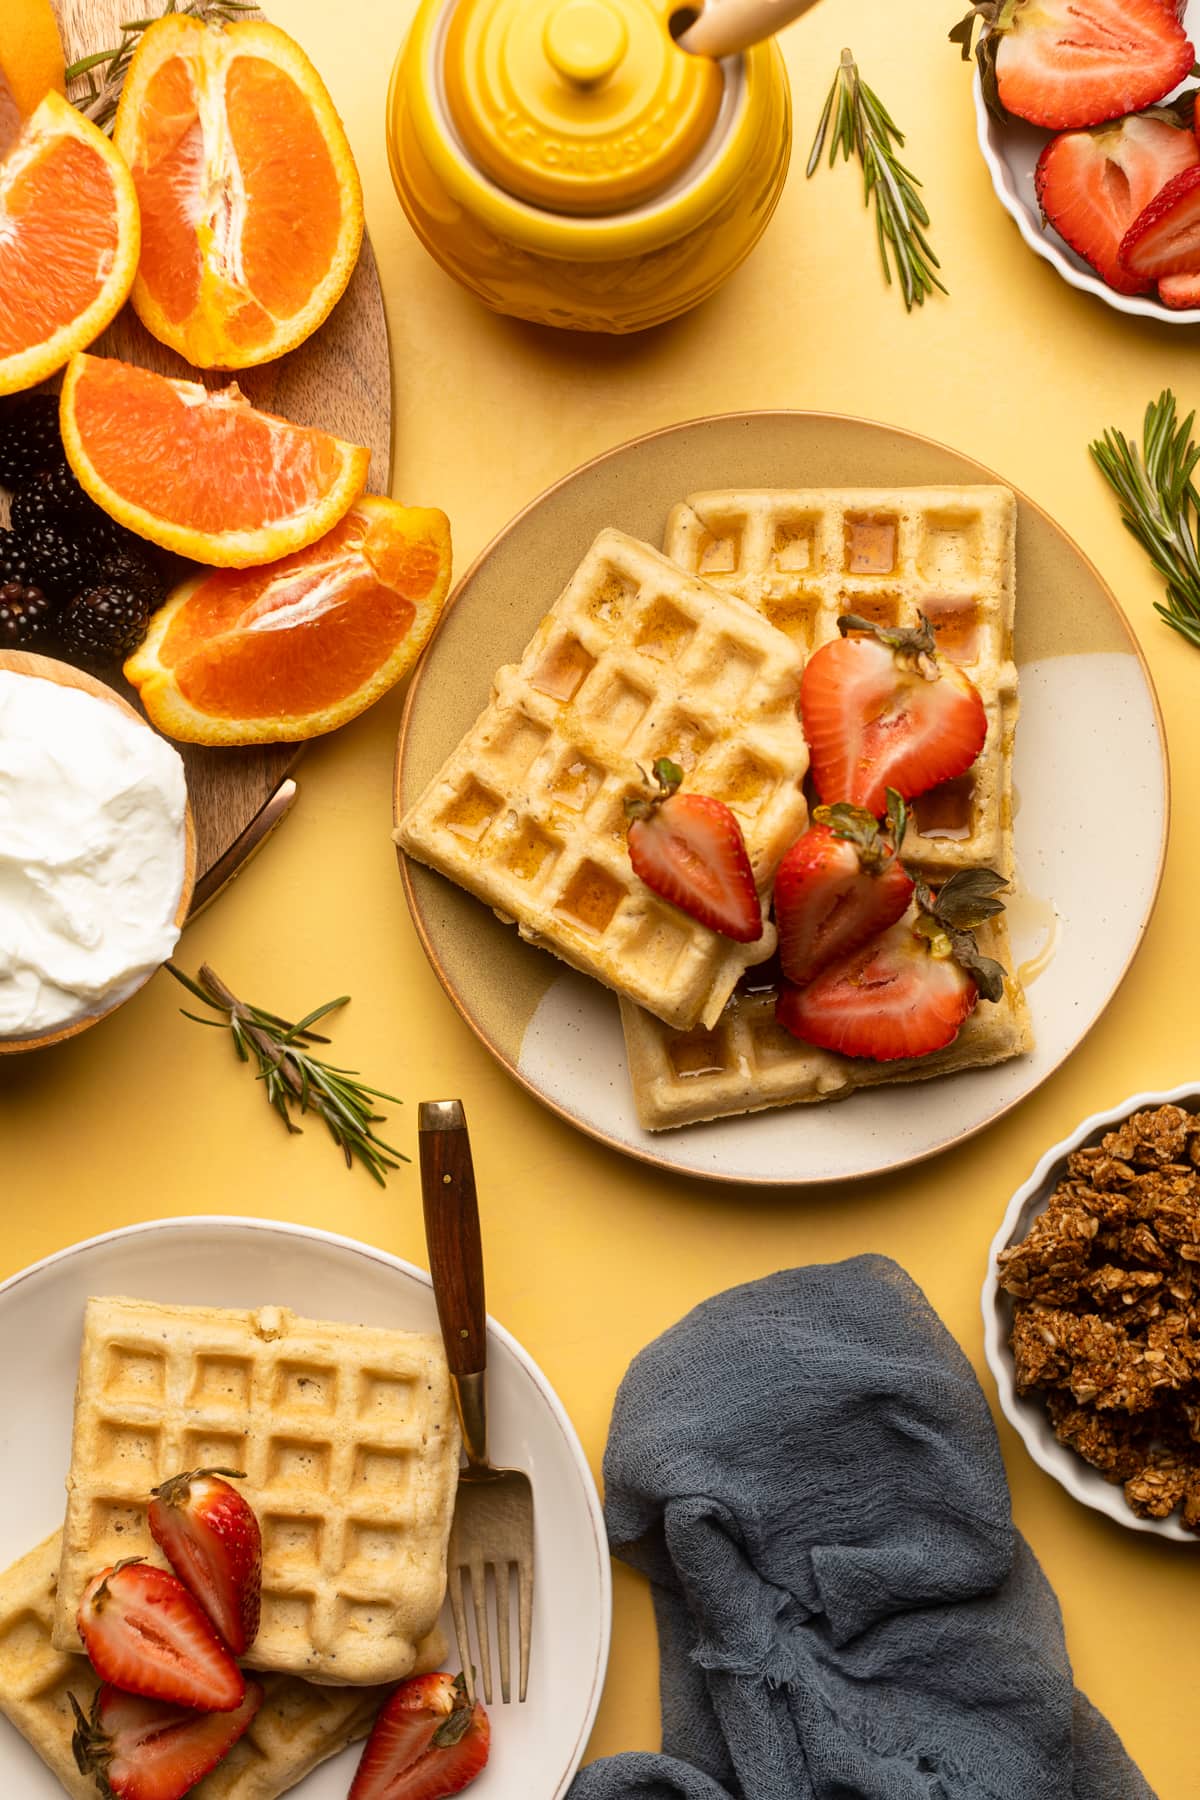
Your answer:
[398,488,1032,1131]
[0,1297,460,1797]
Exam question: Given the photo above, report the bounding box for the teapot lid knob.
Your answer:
[543,0,629,86]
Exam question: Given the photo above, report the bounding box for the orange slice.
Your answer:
[60,353,371,567]
[0,94,139,396]
[125,496,453,744]
[113,15,364,370]
[0,0,66,131]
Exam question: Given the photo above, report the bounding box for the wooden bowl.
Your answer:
[0,650,197,1055]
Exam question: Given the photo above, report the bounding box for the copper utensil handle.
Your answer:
[419,1099,488,1380]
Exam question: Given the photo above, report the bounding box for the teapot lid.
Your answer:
[442,0,725,215]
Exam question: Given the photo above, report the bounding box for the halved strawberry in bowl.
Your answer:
[960,0,1194,129]
[774,792,914,987]
[76,1561,245,1713]
[798,616,987,817]
[1119,163,1200,281]
[1036,111,1200,296]
[776,869,1010,1062]
[70,1682,263,1800]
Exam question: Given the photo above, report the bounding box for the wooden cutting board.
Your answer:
[38,0,393,911]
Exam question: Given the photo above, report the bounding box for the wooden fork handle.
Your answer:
[419,1100,488,1380]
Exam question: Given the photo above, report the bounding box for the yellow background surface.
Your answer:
[4,0,1200,1793]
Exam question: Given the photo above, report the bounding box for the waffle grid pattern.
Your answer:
[0,1534,384,1800]
[398,528,812,1031]
[620,486,1030,1131]
[55,1298,460,1686]
[665,486,1018,877]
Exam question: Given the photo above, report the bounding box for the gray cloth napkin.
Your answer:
[568,1256,1153,1800]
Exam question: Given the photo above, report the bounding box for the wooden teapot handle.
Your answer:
[675,0,823,58]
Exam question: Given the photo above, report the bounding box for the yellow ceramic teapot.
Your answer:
[386,0,819,333]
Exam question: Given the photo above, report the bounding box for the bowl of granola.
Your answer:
[983,1087,1200,1542]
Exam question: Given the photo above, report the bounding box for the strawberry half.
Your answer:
[957,0,1193,129]
[626,757,763,943]
[776,869,1009,1061]
[349,1672,490,1800]
[773,792,914,987]
[77,1562,245,1713]
[1036,113,1200,296]
[798,616,986,817]
[1158,269,1200,307]
[148,1468,262,1656]
[70,1682,263,1800]
[1119,163,1200,280]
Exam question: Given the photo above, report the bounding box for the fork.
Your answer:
[419,1098,535,1704]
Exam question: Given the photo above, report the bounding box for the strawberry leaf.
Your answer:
[837,612,937,661]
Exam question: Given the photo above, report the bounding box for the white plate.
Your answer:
[0,1217,611,1797]
[973,1,1200,322]
[982,1083,1200,1543]
[396,412,1168,1185]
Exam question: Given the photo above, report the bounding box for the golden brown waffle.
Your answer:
[664,487,1017,878]
[397,528,811,1032]
[620,486,1029,1131]
[0,1532,393,1799]
[53,1298,460,1686]
[621,916,1033,1130]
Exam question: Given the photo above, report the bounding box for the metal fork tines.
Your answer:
[447,1471,534,1703]
[419,1098,536,1704]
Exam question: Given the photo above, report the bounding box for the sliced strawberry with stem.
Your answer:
[1036,112,1199,296]
[954,0,1194,130]
[777,868,1010,1061]
[148,1468,262,1656]
[349,1672,490,1800]
[626,757,762,943]
[77,1561,245,1713]
[1119,163,1200,280]
[799,615,986,817]
[70,1681,263,1800]
[773,789,915,987]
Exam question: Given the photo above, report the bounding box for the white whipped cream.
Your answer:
[0,671,188,1039]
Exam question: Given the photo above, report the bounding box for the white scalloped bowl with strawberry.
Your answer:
[971,0,1200,320]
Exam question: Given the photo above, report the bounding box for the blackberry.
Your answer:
[10,526,92,602]
[0,530,43,588]
[0,581,55,647]
[58,583,151,663]
[8,462,90,537]
[101,543,168,608]
[0,395,63,485]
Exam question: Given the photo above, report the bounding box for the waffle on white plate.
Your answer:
[54,1297,460,1687]
[619,485,1031,1131]
[0,1533,396,1800]
[397,527,811,1032]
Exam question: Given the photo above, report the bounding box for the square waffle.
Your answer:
[0,1532,392,1800]
[619,485,1029,1131]
[53,1298,460,1687]
[664,486,1018,878]
[396,528,811,1032]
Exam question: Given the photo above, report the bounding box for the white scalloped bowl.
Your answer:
[973,6,1200,326]
[983,1082,1200,1542]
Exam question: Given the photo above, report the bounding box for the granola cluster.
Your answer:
[997,1103,1200,1529]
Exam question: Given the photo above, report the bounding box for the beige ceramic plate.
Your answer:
[394,412,1168,1185]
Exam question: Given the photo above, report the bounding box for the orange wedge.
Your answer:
[0,0,66,132]
[0,95,139,396]
[113,15,364,370]
[60,353,371,567]
[125,496,452,744]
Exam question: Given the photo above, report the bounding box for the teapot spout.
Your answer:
[674,0,823,59]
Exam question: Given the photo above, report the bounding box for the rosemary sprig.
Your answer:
[1090,391,1200,650]
[806,48,946,311]
[65,0,259,130]
[170,963,408,1185]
